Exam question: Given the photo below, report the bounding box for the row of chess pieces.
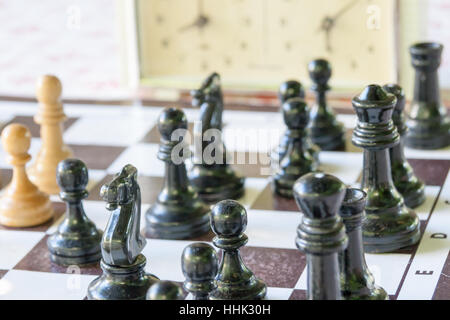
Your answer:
[0,41,448,300]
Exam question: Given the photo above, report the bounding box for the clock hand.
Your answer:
[178,0,209,32]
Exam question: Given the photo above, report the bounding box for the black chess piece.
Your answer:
[188,73,245,203]
[339,187,388,300]
[272,80,319,165]
[47,159,102,266]
[294,172,348,300]
[352,84,421,253]
[146,281,185,300]
[308,59,346,151]
[383,84,425,208]
[87,165,158,300]
[209,200,267,300]
[181,242,218,300]
[405,42,450,149]
[146,108,210,239]
[272,97,318,198]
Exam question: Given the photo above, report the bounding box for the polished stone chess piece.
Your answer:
[339,187,388,300]
[47,159,102,266]
[294,172,348,300]
[146,108,210,239]
[28,75,73,195]
[383,84,425,208]
[272,97,318,198]
[146,281,184,300]
[87,165,158,300]
[188,73,245,202]
[308,59,345,151]
[209,200,267,300]
[0,123,53,227]
[182,242,218,300]
[352,84,421,253]
[273,80,319,165]
[405,42,450,149]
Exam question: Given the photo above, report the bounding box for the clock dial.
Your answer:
[136,0,397,90]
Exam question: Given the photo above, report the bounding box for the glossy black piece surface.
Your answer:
[209,200,267,300]
[384,84,425,208]
[339,188,388,300]
[146,281,185,300]
[274,80,319,163]
[146,108,210,239]
[47,159,102,266]
[352,85,421,253]
[272,97,318,198]
[294,172,347,300]
[182,242,218,300]
[308,59,345,151]
[87,165,158,300]
[188,72,245,202]
[405,42,450,149]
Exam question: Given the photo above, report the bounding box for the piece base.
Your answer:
[342,285,388,300]
[49,251,102,266]
[209,279,267,300]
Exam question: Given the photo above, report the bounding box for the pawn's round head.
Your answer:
[36,75,62,103]
[211,199,247,237]
[282,97,310,129]
[146,281,184,300]
[56,158,89,192]
[158,107,188,141]
[308,59,331,86]
[339,187,366,218]
[1,123,31,156]
[293,172,346,219]
[181,243,218,282]
[278,80,305,103]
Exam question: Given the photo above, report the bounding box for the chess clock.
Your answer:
[129,0,398,94]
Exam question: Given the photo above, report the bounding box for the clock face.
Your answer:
[136,0,397,90]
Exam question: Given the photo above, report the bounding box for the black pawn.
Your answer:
[146,108,210,239]
[384,84,425,208]
[209,200,267,300]
[47,159,102,266]
[146,281,184,300]
[272,97,318,198]
[182,242,218,300]
[352,84,420,253]
[294,172,348,300]
[308,59,346,151]
[339,188,388,300]
[406,42,449,149]
[274,80,319,163]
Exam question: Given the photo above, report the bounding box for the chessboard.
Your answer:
[0,99,448,300]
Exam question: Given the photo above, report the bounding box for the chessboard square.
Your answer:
[246,209,300,249]
[405,146,450,160]
[0,168,12,189]
[223,127,282,154]
[415,186,441,220]
[289,289,306,300]
[0,270,97,300]
[232,152,273,178]
[106,144,164,177]
[0,230,45,269]
[13,235,101,275]
[237,178,270,209]
[266,287,294,300]
[365,253,412,295]
[336,114,357,129]
[63,115,153,146]
[250,184,298,212]
[143,239,199,282]
[240,246,305,288]
[9,115,79,138]
[407,159,450,186]
[69,144,126,170]
[319,151,363,184]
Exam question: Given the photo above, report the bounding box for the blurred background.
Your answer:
[0,0,449,106]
